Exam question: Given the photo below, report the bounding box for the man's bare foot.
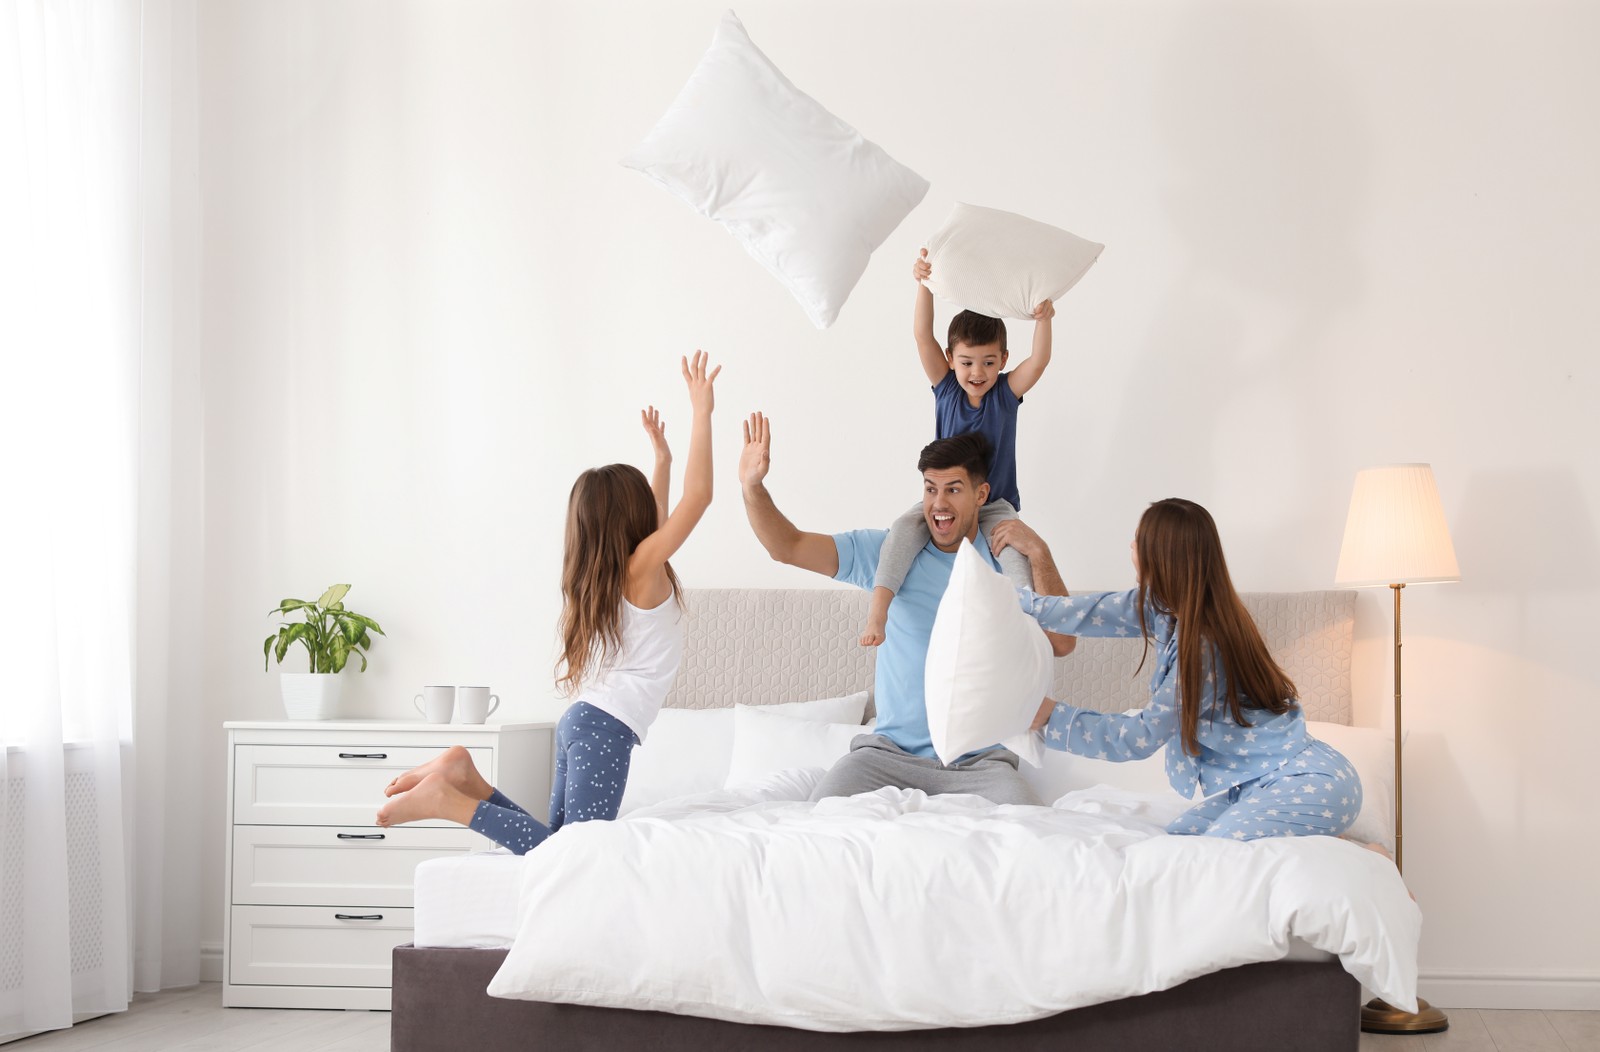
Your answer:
[383,744,492,799]
[376,771,480,828]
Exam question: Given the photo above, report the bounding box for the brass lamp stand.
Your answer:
[1359,583,1449,1034]
[1334,463,1459,1036]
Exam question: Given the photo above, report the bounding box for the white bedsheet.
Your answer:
[413,849,523,949]
[483,774,1421,1031]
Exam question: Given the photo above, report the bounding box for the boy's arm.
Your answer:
[1006,299,1055,397]
[913,250,948,386]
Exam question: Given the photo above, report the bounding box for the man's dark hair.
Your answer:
[947,310,1008,356]
[918,432,992,486]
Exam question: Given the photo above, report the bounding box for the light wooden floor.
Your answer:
[6,984,1598,1051]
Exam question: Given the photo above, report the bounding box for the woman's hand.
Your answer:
[682,349,722,416]
[641,406,670,462]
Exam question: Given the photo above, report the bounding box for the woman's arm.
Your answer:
[1042,678,1179,762]
[1019,589,1150,637]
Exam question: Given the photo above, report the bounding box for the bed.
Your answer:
[391,587,1416,1051]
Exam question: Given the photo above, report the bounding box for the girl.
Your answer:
[376,351,721,853]
[1012,498,1362,841]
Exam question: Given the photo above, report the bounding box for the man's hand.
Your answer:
[988,518,1049,561]
[1031,697,1057,732]
[739,412,772,491]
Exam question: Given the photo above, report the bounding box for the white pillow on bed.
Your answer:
[922,202,1103,321]
[924,539,1052,766]
[620,692,869,813]
[1020,718,1398,851]
[621,10,929,329]
[725,706,875,789]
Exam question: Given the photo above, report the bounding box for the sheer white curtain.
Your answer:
[0,0,200,1038]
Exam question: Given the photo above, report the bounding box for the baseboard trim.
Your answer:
[1419,969,1600,1010]
[200,941,224,984]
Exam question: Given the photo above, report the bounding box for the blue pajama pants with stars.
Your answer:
[1168,739,1363,841]
[467,701,639,855]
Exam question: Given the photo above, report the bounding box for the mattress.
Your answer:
[410,790,1339,964]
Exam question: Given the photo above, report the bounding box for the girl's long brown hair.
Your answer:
[556,464,680,697]
[1134,498,1296,757]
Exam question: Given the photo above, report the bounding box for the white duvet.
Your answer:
[486,772,1420,1031]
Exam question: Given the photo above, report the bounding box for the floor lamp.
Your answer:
[1335,463,1459,1035]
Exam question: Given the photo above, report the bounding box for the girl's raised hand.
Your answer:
[681,349,722,415]
[641,405,669,460]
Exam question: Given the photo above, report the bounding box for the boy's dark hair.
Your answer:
[917,432,992,486]
[947,310,1008,356]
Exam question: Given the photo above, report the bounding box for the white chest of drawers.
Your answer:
[222,719,553,1009]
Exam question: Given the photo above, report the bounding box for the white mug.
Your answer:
[457,686,500,724]
[413,685,455,724]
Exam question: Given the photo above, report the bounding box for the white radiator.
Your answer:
[0,745,110,1040]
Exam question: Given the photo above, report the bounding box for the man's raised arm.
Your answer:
[988,519,1077,657]
[739,412,839,578]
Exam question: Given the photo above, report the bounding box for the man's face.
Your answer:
[922,467,989,552]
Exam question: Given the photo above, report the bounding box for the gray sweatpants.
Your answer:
[809,734,1041,806]
[872,500,1032,594]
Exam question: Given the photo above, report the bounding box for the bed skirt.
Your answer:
[389,944,1359,1051]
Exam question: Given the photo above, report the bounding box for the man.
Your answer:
[737,412,1074,803]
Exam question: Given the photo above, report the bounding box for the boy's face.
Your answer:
[947,340,1007,402]
[921,467,990,552]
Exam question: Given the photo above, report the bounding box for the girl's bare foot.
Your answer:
[375,771,480,828]
[383,744,492,799]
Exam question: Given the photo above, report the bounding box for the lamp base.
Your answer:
[1361,997,1449,1034]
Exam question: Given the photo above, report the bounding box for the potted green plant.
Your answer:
[263,583,385,720]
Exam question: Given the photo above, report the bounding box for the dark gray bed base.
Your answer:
[390,945,1359,1051]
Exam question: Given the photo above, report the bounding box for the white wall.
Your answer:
[193,0,1600,1005]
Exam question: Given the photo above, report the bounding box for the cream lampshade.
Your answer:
[1335,462,1457,1036]
[1336,463,1460,588]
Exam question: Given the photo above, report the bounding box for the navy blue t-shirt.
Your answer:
[932,370,1022,510]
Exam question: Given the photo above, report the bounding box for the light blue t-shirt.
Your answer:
[833,526,1005,758]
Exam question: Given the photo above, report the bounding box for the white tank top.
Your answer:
[580,593,684,742]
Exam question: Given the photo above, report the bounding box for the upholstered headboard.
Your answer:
[662,588,1356,725]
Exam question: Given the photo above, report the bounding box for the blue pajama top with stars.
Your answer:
[1019,588,1363,842]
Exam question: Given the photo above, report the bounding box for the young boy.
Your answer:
[860,249,1056,646]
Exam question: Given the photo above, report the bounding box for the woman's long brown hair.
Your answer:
[555,464,680,697]
[1134,498,1296,757]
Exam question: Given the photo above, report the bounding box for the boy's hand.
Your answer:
[738,412,771,490]
[912,248,931,284]
[1032,299,1055,322]
[641,406,670,461]
[682,349,722,415]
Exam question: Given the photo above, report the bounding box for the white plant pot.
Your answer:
[279,672,344,721]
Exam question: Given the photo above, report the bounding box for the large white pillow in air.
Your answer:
[622,10,929,329]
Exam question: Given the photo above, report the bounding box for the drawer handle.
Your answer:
[334,914,383,921]
[336,833,386,840]
[338,752,387,759]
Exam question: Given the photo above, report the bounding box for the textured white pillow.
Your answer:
[619,692,869,814]
[725,706,875,788]
[621,11,929,329]
[924,539,1053,766]
[1306,721,1397,852]
[922,203,1104,321]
